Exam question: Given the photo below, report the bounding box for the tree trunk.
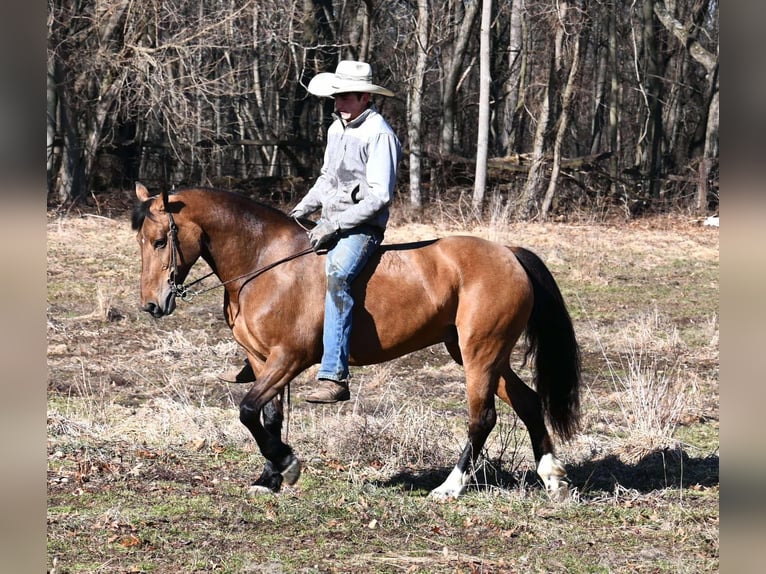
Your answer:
[51,45,87,204]
[522,0,572,220]
[521,56,553,220]
[653,0,719,215]
[408,0,429,209]
[49,0,131,201]
[472,0,492,210]
[440,0,480,155]
[698,69,718,213]
[541,33,581,219]
[47,56,58,193]
[500,0,525,155]
[349,0,372,61]
[589,27,607,156]
[56,94,82,201]
[81,72,126,191]
[632,0,664,200]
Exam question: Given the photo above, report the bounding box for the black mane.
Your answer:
[131,198,155,230]
[131,187,291,231]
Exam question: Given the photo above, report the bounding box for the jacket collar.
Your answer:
[333,105,377,128]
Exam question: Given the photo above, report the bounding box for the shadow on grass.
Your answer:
[568,449,719,494]
[373,449,719,496]
[373,462,550,495]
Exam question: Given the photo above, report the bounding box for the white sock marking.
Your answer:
[537,453,568,496]
[429,466,470,500]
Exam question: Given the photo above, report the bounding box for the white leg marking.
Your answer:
[246,485,275,496]
[537,453,569,500]
[281,457,301,485]
[429,466,471,500]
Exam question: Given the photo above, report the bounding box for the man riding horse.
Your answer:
[220,60,402,404]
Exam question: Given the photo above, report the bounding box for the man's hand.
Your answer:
[308,220,339,252]
[289,207,308,220]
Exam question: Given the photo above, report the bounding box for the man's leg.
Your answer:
[306,228,381,403]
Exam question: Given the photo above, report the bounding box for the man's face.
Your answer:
[334,92,370,122]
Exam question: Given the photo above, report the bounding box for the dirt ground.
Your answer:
[47,192,719,573]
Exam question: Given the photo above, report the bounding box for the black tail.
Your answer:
[511,246,581,440]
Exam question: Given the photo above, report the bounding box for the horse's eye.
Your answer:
[153,238,167,249]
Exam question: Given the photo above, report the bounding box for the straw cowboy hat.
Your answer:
[307,60,395,98]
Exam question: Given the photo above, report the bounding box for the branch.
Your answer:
[653,2,716,73]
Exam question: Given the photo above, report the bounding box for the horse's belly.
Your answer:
[348,305,451,365]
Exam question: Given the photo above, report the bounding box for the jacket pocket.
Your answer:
[350,184,361,204]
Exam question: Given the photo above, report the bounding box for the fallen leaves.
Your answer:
[110,533,142,548]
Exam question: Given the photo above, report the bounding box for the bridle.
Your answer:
[164,211,314,302]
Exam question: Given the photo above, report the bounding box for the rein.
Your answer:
[166,211,314,302]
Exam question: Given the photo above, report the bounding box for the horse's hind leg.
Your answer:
[430,363,498,500]
[497,367,567,495]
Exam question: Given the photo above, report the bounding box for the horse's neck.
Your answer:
[195,200,299,282]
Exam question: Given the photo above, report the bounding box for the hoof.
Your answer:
[548,481,570,502]
[247,484,276,496]
[281,457,301,485]
[252,460,283,493]
[429,466,470,501]
[428,488,460,502]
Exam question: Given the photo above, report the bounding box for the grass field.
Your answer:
[47,199,718,573]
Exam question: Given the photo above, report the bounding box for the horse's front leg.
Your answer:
[239,366,302,494]
[232,354,289,492]
[248,391,291,493]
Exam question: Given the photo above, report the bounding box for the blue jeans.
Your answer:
[318,226,382,382]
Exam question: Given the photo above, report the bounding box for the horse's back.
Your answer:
[375,235,526,287]
[348,235,532,362]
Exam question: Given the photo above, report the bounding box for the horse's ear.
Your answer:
[160,187,170,212]
[135,182,151,202]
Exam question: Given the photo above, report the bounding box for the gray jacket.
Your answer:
[294,106,401,232]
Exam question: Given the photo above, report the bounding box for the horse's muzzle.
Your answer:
[143,302,164,318]
[142,291,176,318]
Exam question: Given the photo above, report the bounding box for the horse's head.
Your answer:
[132,182,201,318]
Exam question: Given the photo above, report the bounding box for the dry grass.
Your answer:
[47,208,719,573]
[574,304,717,467]
[608,348,690,462]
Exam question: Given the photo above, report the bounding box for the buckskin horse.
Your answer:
[132,183,581,500]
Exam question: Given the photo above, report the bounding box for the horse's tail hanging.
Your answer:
[510,246,582,441]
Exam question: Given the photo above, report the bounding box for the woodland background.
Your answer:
[45,3,722,570]
[46,0,719,220]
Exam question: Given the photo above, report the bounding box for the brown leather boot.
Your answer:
[305,379,350,403]
[218,360,256,383]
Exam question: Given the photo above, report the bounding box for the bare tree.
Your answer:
[541,8,582,219]
[47,0,132,201]
[520,1,567,219]
[520,59,553,219]
[630,0,665,201]
[499,0,527,156]
[473,0,492,209]
[439,0,480,155]
[607,5,620,198]
[654,0,719,215]
[408,0,430,209]
[347,0,372,61]
[46,0,717,219]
